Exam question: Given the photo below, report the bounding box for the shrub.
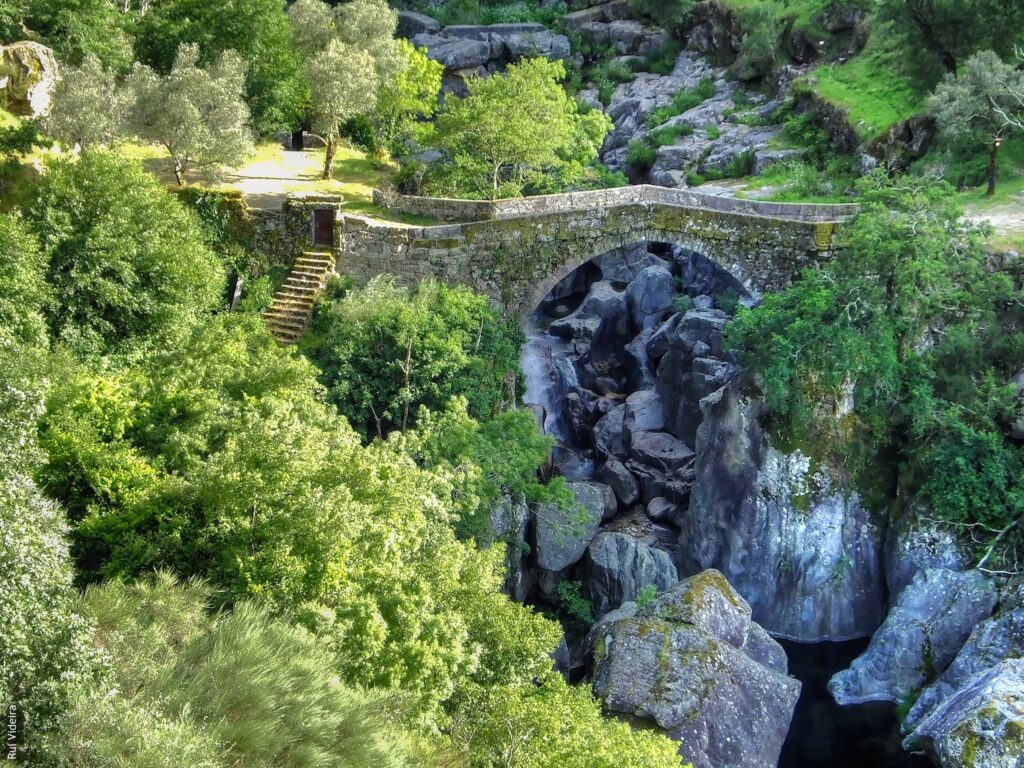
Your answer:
[626,139,657,173]
[649,76,716,126]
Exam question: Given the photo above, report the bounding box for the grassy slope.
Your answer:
[809,40,924,140]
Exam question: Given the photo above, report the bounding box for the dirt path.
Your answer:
[219,147,327,209]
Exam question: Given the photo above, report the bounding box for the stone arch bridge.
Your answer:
[269,186,857,336]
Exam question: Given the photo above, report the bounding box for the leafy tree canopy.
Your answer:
[0,212,49,349]
[18,0,134,70]
[127,43,255,185]
[133,0,303,135]
[428,57,612,198]
[314,276,522,439]
[43,53,126,149]
[27,149,225,358]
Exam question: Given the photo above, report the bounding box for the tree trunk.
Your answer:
[173,157,185,186]
[987,139,999,197]
[323,137,336,180]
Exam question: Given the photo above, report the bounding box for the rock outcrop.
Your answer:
[581,531,677,617]
[679,386,887,642]
[0,41,58,117]
[905,659,1024,768]
[903,583,1024,739]
[533,481,606,572]
[828,568,997,705]
[406,20,571,93]
[589,570,801,768]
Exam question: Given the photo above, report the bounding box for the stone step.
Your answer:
[269,300,314,312]
[265,309,310,322]
[295,258,334,268]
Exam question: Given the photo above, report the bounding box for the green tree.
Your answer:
[0,213,49,349]
[929,50,1024,196]
[0,353,96,765]
[292,0,405,178]
[20,0,134,70]
[27,149,224,357]
[371,39,443,154]
[451,676,684,768]
[429,57,612,198]
[127,43,254,185]
[878,0,1024,75]
[303,39,378,179]
[43,53,125,149]
[315,277,522,438]
[59,573,419,768]
[133,0,304,136]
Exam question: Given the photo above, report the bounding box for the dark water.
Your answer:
[779,639,932,768]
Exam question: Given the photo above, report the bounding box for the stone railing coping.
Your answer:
[371,186,860,225]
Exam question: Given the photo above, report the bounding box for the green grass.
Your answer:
[0,108,19,129]
[808,41,925,140]
[954,137,1024,253]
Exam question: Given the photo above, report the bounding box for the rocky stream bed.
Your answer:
[507,242,1024,768]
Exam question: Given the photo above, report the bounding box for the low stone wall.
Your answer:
[375,186,860,224]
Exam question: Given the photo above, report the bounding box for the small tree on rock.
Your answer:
[929,50,1024,196]
[127,43,254,185]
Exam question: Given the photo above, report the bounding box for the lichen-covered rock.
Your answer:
[884,511,971,600]
[905,659,1024,768]
[532,481,604,571]
[679,386,887,642]
[828,568,996,705]
[582,531,678,617]
[903,584,1024,737]
[0,41,59,117]
[589,570,800,768]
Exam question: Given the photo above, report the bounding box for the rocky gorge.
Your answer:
[507,241,1024,768]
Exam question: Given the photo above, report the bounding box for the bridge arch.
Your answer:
[520,232,755,326]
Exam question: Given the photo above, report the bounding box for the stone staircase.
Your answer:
[263,251,336,343]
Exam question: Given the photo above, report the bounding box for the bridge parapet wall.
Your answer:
[373,186,860,224]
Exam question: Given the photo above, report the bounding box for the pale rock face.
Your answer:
[589,570,800,768]
[679,386,887,642]
[581,531,677,617]
[0,41,59,117]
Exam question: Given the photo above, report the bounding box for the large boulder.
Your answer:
[597,458,639,507]
[589,570,800,768]
[679,386,887,642]
[625,264,676,331]
[905,659,1024,768]
[533,481,605,571]
[903,584,1024,737]
[628,430,694,473]
[582,531,678,617]
[0,41,58,117]
[828,568,997,705]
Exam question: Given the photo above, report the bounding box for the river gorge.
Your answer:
[515,243,1021,768]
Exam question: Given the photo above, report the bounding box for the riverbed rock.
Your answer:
[533,481,605,571]
[396,10,440,37]
[625,264,676,331]
[593,404,626,458]
[0,41,58,117]
[680,386,887,642]
[828,568,997,706]
[622,389,665,443]
[597,457,639,507]
[582,531,678,617]
[903,584,1024,737]
[628,430,694,473]
[589,570,801,768]
[905,659,1024,768]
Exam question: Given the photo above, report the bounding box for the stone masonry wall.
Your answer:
[338,196,849,321]
[375,186,860,224]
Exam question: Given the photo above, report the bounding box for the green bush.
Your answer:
[626,139,657,173]
[706,125,721,140]
[555,580,595,628]
[314,277,522,438]
[642,39,683,75]
[686,171,706,186]
[649,123,693,147]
